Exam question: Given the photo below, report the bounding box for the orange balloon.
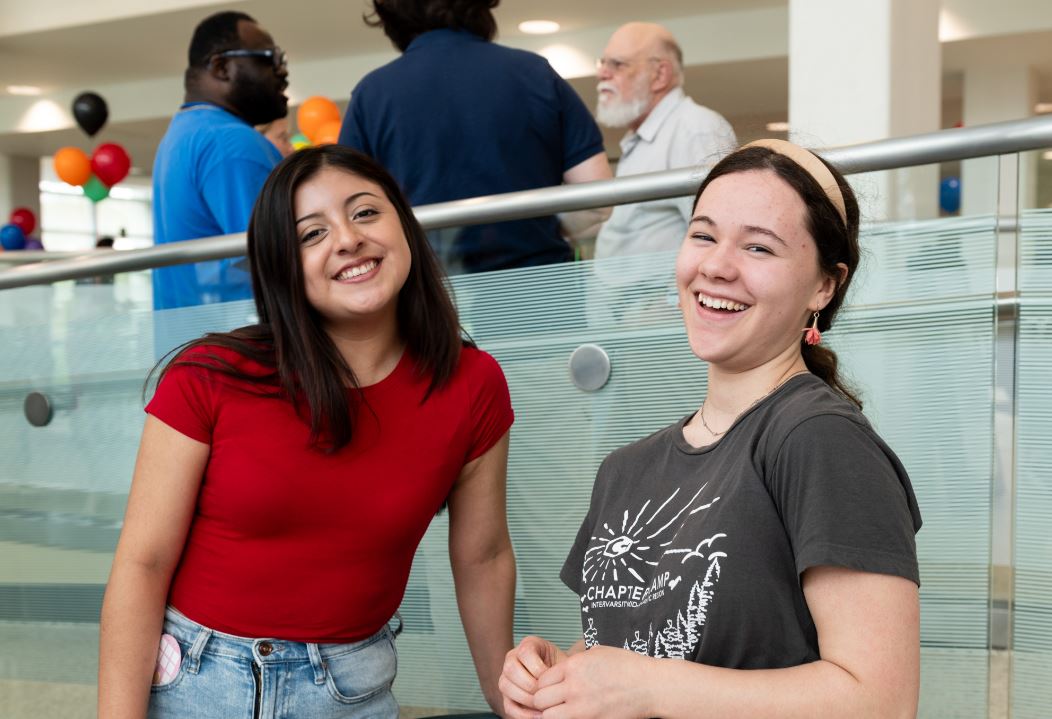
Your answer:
[54,146,92,186]
[297,96,341,143]
[313,120,342,146]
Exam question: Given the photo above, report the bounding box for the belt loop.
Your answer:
[306,643,326,685]
[184,626,212,675]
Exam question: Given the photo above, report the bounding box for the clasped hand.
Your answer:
[498,636,655,719]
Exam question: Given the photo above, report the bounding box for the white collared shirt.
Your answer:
[595,88,737,259]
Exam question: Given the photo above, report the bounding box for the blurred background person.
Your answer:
[152,10,288,310]
[339,0,611,275]
[594,22,737,259]
[258,115,295,158]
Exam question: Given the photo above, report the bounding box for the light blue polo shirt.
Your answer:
[151,103,281,310]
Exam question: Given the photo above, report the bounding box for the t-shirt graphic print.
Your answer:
[561,374,923,669]
[578,484,725,659]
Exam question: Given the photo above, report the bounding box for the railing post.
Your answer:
[990,152,1020,718]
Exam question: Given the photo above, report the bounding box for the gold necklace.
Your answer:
[698,402,727,437]
[699,370,810,438]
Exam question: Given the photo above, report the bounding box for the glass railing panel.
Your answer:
[0,160,1008,716]
[1013,191,1052,718]
[0,287,253,718]
[843,159,1000,718]
[0,272,153,330]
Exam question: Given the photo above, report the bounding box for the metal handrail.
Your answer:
[2,114,1050,290]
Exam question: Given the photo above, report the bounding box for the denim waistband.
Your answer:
[162,606,392,682]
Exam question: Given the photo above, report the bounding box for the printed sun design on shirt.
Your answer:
[582,483,720,585]
[581,483,727,660]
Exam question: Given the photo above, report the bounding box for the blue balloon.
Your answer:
[939,176,961,214]
[0,222,26,250]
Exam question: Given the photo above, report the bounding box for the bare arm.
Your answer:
[558,152,613,242]
[532,567,919,719]
[98,416,209,719]
[448,431,517,715]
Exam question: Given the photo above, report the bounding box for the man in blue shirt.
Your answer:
[340,0,610,275]
[152,11,288,309]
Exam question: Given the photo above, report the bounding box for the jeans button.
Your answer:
[258,641,274,656]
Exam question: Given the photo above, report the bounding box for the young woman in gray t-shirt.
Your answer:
[499,140,922,719]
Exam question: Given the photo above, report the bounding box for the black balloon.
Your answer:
[72,92,109,137]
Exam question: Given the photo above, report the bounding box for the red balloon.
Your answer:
[90,143,131,187]
[9,207,36,235]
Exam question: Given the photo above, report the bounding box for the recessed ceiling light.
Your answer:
[1035,103,1052,114]
[16,99,67,132]
[519,20,560,35]
[7,85,42,96]
[766,121,790,132]
[537,44,593,79]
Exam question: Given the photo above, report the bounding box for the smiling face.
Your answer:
[676,169,841,373]
[295,167,411,331]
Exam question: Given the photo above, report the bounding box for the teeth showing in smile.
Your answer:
[697,293,748,312]
[335,260,378,280]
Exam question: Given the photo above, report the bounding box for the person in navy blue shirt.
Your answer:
[339,0,611,274]
[152,11,288,310]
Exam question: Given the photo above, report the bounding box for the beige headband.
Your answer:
[743,139,848,226]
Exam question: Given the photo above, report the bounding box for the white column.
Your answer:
[0,154,42,235]
[0,154,11,223]
[788,0,941,220]
[961,65,1038,215]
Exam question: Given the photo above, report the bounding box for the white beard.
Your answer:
[595,80,652,128]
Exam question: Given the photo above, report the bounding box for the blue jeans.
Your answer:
[148,607,399,719]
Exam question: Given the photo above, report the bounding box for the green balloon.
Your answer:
[83,175,110,203]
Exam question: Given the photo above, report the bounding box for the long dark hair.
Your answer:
[366,0,499,52]
[693,145,863,407]
[155,146,466,450]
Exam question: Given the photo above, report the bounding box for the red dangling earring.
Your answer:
[802,311,821,345]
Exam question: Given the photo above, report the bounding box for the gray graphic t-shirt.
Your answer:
[560,374,922,668]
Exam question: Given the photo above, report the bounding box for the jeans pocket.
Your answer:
[324,630,398,705]
[148,637,189,694]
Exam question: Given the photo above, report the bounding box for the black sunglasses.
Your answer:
[212,47,287,70]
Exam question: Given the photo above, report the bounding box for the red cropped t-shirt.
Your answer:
[146,344,513,642]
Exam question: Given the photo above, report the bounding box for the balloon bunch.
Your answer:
[0,207,41,252]
[292,96,342,150]
[51,92,132,203]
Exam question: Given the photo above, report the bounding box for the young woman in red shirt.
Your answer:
[99,145,516,718]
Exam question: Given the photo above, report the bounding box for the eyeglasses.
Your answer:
[595,56,661,73]
[212,47,287,71]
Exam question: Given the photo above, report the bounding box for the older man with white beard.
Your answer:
[594,22,736,259]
